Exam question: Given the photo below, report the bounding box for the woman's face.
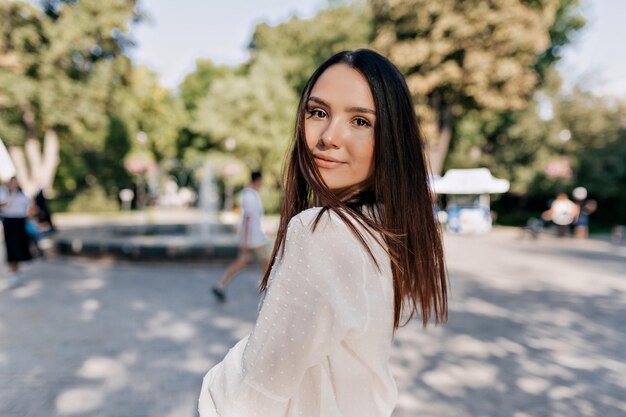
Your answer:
[8,178,18,192]
[304,64,375,190]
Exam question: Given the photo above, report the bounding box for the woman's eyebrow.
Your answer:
[307,96,328,107]
[308,96,375,115]
[346,106,375,115]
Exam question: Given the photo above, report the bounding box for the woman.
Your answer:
[0,177,33,289]
[199,49,447,417]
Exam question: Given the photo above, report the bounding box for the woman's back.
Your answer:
[281,208,397,416]
[199,208,397,417]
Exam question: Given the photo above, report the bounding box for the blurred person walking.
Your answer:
[542,192,579,237]
[211,170,269,302]
[575,199,597,239]
[572,186,597,239]
[0,177,33,289]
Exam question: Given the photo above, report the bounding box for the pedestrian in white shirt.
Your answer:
[0,177,33,289]
[199,49,448,417]
[212,170,269,302]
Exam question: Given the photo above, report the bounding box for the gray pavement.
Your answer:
[0,228,624,417]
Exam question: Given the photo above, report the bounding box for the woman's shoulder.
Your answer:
[289,207,350,232]
[287,207,376,247]
[289,207,323,225]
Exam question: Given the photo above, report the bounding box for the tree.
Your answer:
[0,0,140,195]
[370,0,582,175]
[556,90,626,224]
[176,59,235,161]
[82,113,132,199]
[179,58,232,112]
[113,65,187,161]
[193,53,298,184]
[452,99,557,196]
[250,3,373,93]
[535,0,586,82]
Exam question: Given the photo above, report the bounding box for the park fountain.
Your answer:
[199,160,220,238]
[54,159,239,260]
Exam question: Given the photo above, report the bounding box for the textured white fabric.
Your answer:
[239,187,269,248]
[199,207,397,417]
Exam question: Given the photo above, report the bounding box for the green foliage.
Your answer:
[113,65,187,161]
[179,59,233,111]
[0,0,141,143]
[448,100,557,196]
[0,1,189,209]
[577,131,626,202]
[176,60,235,159]
[0,1,45,144]
[535,0,586,82]
[250,4,373,93]
[83,114,133,197]
[370,0,584,174]
[67,183,120,213]
[175,4,373,200]
[193,53,298,185]
[5,0,619,225]
[557,91,626,223]
[456,82,626,225]
[258,186,283,215]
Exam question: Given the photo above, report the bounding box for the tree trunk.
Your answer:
[41,130,60,190]
[9,102,60,196]
[11,102,38,194]
[19,102,37,142]
[9,145,34,196]
[0,138,16,181]
[428,103,454,177]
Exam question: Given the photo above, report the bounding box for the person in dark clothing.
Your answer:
[0,177,33,289]
[34,189,55,234]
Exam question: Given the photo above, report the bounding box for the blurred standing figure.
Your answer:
[543,192,579,237]
[34,188,55,234]
[211,170,269,302]
[0,177,33,289]
[575,200,597,239]
[572,186,597,239]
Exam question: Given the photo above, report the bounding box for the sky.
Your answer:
[129,0,325,88]
[556,0,626,97]
[131,0,626,98]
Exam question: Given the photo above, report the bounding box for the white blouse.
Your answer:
[199,207,398,417]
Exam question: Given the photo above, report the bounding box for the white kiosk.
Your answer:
[431,168,510,234]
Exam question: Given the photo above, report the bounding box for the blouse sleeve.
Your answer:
[199,209,370,417]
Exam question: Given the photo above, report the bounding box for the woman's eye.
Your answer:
[307,108,327,119]
[354,117,371,127]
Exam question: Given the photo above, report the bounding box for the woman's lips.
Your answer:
[314,156,345,169]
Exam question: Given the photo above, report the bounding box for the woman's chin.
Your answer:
[322,179,348,190]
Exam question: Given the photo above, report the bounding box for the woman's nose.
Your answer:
[319,121,341,149]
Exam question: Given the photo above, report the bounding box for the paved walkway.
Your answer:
[0,228,624,417]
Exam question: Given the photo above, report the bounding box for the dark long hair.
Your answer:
[260,49,447,329]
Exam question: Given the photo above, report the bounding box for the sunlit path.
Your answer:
[0,229,624,417]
